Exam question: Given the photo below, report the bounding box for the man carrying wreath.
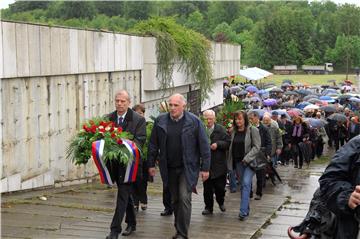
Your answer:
[148,93,211,239]
[106,90,146,239]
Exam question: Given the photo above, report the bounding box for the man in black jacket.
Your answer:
[106,90,146,239]
[319,135,360,239]
[201,110,231,215]
[248,111,272,200]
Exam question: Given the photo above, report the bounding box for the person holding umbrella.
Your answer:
[290,116,309,169]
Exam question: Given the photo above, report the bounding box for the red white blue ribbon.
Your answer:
[122,139,140,183]
[91,139,140,185]
[92,140,113,186]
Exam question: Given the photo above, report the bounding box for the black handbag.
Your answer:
[248,126,268,171]
[249,150,268,171]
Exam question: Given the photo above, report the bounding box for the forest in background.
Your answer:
[1,1,360,73]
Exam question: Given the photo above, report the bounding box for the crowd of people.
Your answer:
[105,79,360,238]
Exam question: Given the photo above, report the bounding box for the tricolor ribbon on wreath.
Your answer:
[91,139,140,186]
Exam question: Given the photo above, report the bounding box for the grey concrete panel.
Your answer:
[2,22,17,77]
[108,33,115,71]
[77,30,86,73]
[15,23,30,76]
[114,34,127,71]
[50,27,61,75]
[69,29,79,74]
[40,26,51,75]
[60,28,71,74]
[85,31,94,72]
[28,24,41,76]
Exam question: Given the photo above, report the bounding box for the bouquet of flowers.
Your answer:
[66,117,141,185]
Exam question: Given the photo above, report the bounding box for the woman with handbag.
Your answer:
[227,110,261,221]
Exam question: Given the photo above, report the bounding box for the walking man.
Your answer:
[106,90,146,239]
[148,93,211,239]
[201,110,231,215]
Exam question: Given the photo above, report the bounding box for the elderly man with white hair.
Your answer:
[262,115,283,168]
[201,110,231,215]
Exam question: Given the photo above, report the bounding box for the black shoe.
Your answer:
[134,205,139,212]
[160,209,173,216]
[106,232,119,239]
[122,225,136,236]
[255,195,262,200]
[172,233,186,239]
[202,208,213,215]
[219,204,226,212]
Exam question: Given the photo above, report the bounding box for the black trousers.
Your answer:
[168,167,192,239]
[255,169,266,196]
[203,174,226,210]
[133,179,148,206]
[110,183,136,234]
[163,184,173,212]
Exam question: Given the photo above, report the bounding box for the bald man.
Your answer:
[148,93,211,239]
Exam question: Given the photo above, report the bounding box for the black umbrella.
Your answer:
[270,87,283,93]
[320,105,336,113]
[284,91,299,96]
[308,98,323,104]
[282,79,294,84]
[282,102,295,108]
[296,89,313,96]
[337,94,352,100]
[321,85,330,88]
[282,82,291,87]
[237,90,248,96]
[303,95,319,101]
[328,113,347,122]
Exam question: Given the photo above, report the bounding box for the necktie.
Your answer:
[118,117,123,126]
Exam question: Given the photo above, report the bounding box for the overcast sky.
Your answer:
[1,0,359,11]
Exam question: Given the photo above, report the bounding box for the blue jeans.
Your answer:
[228,170,237,192]
[236,161,255,217]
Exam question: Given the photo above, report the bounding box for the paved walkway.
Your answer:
[2,156,330,239]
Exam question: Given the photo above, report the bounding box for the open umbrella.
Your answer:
[304,118,327,128]
[250,96,262,102]
[296,102,311,109]
[271,110,291,119]
[319,95,335,103]
[320,105,336,113]
[282,102,295,108]
[238,90,248,96]
[304,104,320,111]
[282,79,294,84]
[249,109,266,118]
[223,79,229,84]
[308,98,323,105]
[230,86,241,94]
[270,87,283,93]
[263,98,278,106]
[304,95,319,101]
[284,91,299,96]
[342,85,352,91]
[349,97,360,103]
[337,94,352,100]
[322,89,338,95]
[246,85,259,93]
[287,108,304,117]
[258,89,268,95]
[281,82,291,87]
[328,113,347,122]
[296,89,313,95]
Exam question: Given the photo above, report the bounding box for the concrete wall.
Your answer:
[1,21,240,192]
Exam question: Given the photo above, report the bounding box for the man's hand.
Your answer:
[200,171,209,182]
[148,167,156,177]
[348,185,360,209]
[210,143,218,150]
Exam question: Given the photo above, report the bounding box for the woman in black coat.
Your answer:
[290,116,308,169]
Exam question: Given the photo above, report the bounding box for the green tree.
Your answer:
[183,10,204,33]
[93,1,124,17]
[231,16,254,34]
[57,2,97,20]
[123,1,155,20]
[212,22,237,43]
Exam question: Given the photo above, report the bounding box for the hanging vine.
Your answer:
[132,17,213,101]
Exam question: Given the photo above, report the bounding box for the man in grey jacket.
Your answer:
[148,93,211,239]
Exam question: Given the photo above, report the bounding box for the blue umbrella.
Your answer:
[249,109,266,118]
[271,110,291,119]
[246,85,259,93]
[322,89,338,95]
[263,98,277,106]
[296,101,311,109]
[258,89,268,95]
[349,97,360,103]
[296,89,312,95]
[319,95,335,103]
[305,118,327,128]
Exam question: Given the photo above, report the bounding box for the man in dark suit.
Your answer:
[148,93,211,239]
[201,110,231,215]
[106,90,146,239]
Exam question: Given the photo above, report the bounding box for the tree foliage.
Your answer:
[2,1,360,71]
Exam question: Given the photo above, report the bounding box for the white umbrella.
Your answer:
[304,104,320,111]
